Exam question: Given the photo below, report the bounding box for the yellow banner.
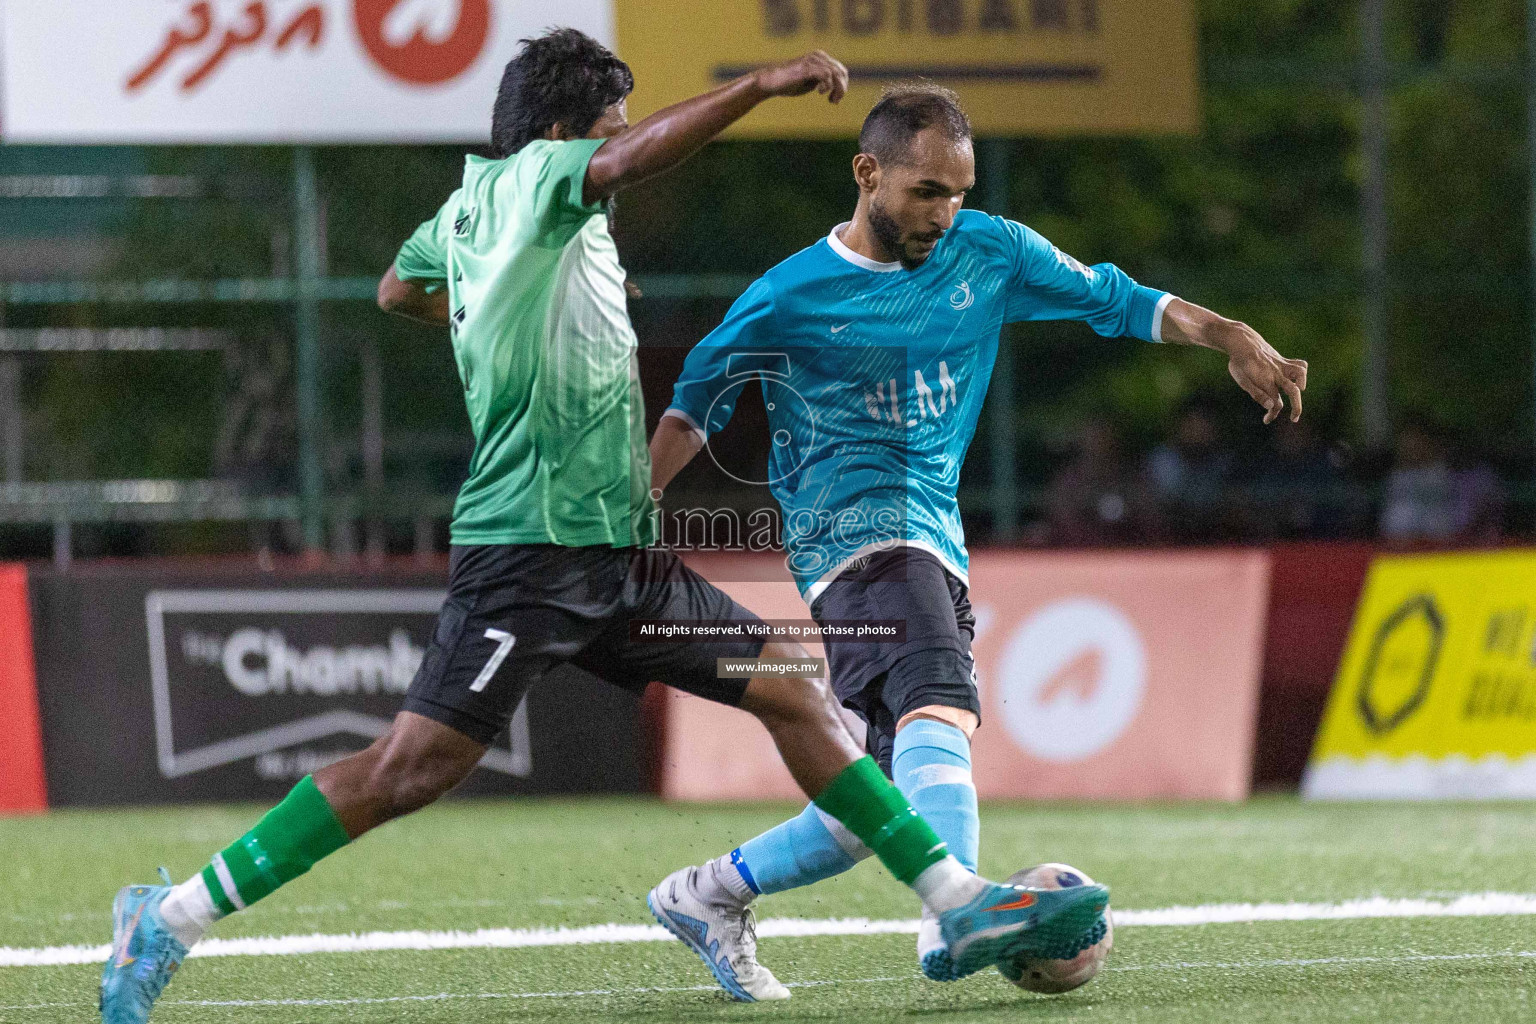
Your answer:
[614,0,1198,137]
[1305,551,1536,799]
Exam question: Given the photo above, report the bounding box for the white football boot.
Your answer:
[647,866,791,1001]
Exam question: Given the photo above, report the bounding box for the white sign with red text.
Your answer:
[0,0,613,143]
[661,550,1271,803]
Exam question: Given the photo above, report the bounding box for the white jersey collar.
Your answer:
[827,222,903,273]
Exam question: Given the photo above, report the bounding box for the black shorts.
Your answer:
[810,547,980,773]
[404,544,765,745]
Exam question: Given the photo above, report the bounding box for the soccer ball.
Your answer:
[997,863,1113,994]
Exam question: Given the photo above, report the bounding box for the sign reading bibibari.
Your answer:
[616,0,1199,138]
[0,0,613,143]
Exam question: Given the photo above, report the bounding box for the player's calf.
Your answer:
[315,711,489,834]
[737,640,865,796]
[891,715,980,980]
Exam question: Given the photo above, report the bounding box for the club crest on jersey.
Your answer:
[949,281,975,311]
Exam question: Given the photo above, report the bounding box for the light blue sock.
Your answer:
[892,719,978,872]
[727,803,871,898]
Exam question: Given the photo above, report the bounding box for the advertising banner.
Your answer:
[0,0,612,143]
[2,1,1196,143]
[1253,542,1376,789]
[662,549,1270,802]
[0,564,47,815]
[29,564,646,805]
[1304,551,1536,800]
[616,0,1199,137]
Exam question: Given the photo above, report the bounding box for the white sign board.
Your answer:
[0,0,613,143]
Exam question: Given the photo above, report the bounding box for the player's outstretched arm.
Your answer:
[1159,298,1308,423]
[583,52,848,204]
[649,414,706,496]
[377,266,450,326]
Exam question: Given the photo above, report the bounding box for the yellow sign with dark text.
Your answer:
[1304,551,1536,799]
[613,0,1198,137]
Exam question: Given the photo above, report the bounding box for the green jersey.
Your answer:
[395,138,656,548]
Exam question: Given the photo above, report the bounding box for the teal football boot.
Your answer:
[936,880,1109,980]
[99,869,189,1024]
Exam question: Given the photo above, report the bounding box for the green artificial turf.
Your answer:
[3,797,1533,1022]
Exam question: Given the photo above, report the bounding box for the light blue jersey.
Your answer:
[665,210,1171,598]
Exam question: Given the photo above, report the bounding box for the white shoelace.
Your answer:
[729,906,760,970]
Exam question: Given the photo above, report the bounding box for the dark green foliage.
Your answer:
[3,0,1531,536]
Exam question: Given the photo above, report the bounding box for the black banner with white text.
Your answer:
[28,564,645,806]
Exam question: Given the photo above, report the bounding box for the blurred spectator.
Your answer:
[1043,418,1142,545]
[1249,419,1350,538]
[1378,424,1505,542]
[214,335,296,493]
[215,336,300,559]
[1451,457,1507,541]
[1144,400,1238,541]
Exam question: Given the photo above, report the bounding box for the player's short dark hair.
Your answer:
[490,28,634,158]
[858,84,972,167]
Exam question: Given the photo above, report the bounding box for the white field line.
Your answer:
[1113,950,1536,972]
[7,954,1536,1012]
[1113,892,1536,926]
[5,893,1536,969]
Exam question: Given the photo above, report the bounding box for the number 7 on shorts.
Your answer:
[469,629,516,692]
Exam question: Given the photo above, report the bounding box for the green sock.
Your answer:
[813,756,948,885]
[200,775,351,915]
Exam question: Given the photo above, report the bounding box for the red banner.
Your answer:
[661,549,1270,802]
[0,564,47,814]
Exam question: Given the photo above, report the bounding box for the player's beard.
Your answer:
[867,200,928,270]
[872,199,946,270]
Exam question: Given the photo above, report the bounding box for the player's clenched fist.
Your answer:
[753,51,850,103]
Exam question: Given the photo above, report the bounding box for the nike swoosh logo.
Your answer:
[986,891,1038,913]
[830,323,851,333]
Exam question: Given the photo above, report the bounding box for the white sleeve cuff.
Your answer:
[1151,292,1176,343]
[661,407,707,443]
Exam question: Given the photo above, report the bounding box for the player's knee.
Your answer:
[750,640,836,720]
[760,638,805,660]
[896,704,979,738]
